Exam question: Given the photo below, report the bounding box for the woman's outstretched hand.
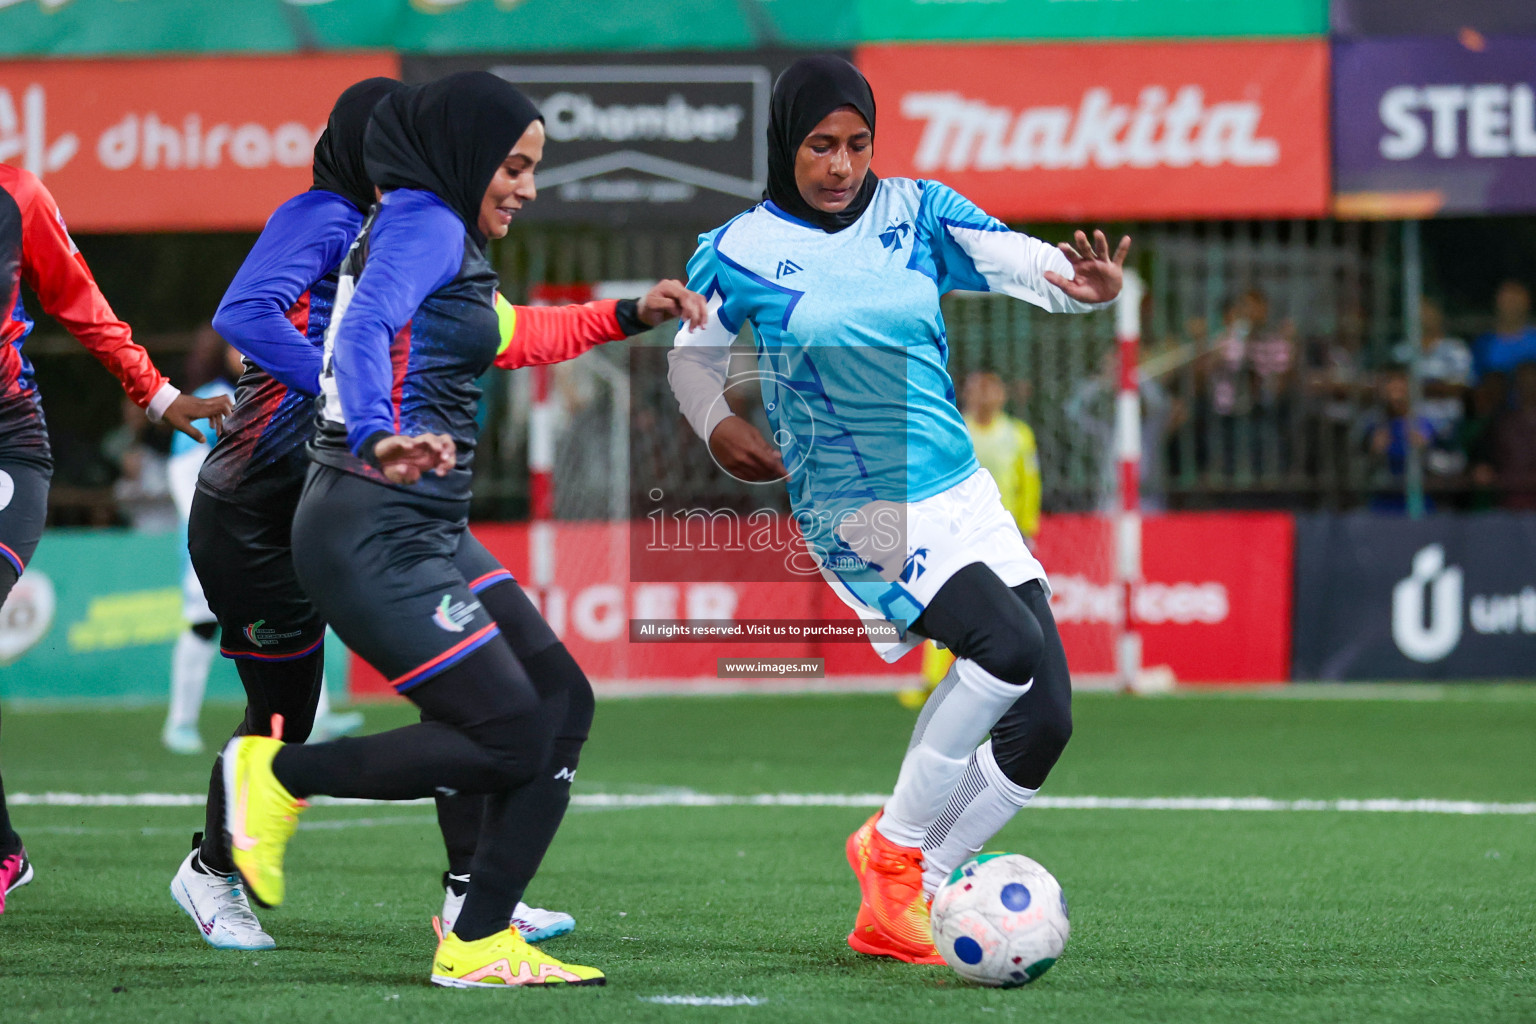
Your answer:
[374,433,457,485]
[638,279,710,331]
[163,392,233,444]
[1043,229,1132,304]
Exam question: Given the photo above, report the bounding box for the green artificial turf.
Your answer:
[0,689,1532,1023]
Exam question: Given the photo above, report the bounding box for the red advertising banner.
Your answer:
[854,41,1330,222]
[1037,512,1295,683]
[350,513,1295,696]
[0,54,400,232]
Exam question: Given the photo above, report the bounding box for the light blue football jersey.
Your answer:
[676,177,1103,542]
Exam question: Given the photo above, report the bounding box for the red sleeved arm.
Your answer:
[493,297,626,371]
[14,169,170,410]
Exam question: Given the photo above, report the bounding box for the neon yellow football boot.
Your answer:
[221,733,305,909]
[431,924,606,988]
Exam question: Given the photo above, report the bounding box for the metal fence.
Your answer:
[478,218,1423,520]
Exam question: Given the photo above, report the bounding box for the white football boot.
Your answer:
[171,844,276,951]
[439,873,576,943]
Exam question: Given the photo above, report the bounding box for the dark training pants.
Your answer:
[275,466,586,941]
[186,484,573,879]
[0,458,51,854]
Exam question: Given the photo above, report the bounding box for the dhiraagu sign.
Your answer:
[0,530,348,703]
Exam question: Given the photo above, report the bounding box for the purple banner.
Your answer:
[1332,1,1536,38]
[1333,37,1536,217]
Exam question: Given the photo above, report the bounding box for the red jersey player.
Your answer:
[0,163,232,913]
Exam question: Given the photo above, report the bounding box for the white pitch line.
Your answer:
[641,996,764,1006]
[24,815,438,837]
[10,791,1536,815]
[8,792,434,808]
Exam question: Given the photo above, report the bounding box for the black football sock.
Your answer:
[435,790,483,881]
[452,762,573,939]
[0,769,18,855]
[452,645,589,942]
[199,756,238,874]
[0,694,18,853]
[0,570,21,854]
[199,649,326,873]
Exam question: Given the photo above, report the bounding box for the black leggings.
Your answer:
[914,564,1073,790]
[0,562,15,850]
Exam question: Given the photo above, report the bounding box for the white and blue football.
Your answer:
[930,852,1070,987]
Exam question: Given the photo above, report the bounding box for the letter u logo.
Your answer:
[1391,544,1463,663]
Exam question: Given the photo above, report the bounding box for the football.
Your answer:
[930,852,1070,987]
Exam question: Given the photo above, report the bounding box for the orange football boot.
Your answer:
[845,812,944,964]
[846,810,879,879]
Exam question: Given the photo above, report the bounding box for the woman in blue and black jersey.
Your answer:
[168,78,403,953]
[667,56,1130,968]
[219,72,703,990]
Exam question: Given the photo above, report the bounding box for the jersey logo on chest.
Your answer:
[879,222,911,251]
[775,258,802,279]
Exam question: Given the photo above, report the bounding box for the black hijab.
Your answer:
[364,71,543,248]
[765,55,878,233]
[310,77,404,214]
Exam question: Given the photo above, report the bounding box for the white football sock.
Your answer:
[165,627,216,731]
[920,740,1037,896]
[877,659,1030,848]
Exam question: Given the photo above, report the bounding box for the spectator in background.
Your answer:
[1473,280,1536,379]
[1454,371,1507,511]
[1393,297,1471,435]
[161,326,241,754]
[1359,365,1440,513]
[1068,349,1178,513]
[103,394,175,531]
[1200,288,1294,477]
[1392,297,1471,477]
[1243,289,1296,413]
[900,368,1043,711]
[1491,363,1536,510]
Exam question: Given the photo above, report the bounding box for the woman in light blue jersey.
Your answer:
[668,55,1129,968]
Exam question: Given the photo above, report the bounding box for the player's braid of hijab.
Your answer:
[310,77,404,215]
[765,54,879,234]
[363,71,543,248]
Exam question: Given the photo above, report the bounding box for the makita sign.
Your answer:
[857,41,1329,221]
[1293,514,1536,681]
[903,87,1278,173]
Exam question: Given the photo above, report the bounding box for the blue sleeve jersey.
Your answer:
[198,190,363,506]
[213,191,362,396]
[673,178,1107,530]
[311,189,500,502]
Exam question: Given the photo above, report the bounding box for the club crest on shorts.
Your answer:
[432,595,481,633]
[244,619,304,647]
